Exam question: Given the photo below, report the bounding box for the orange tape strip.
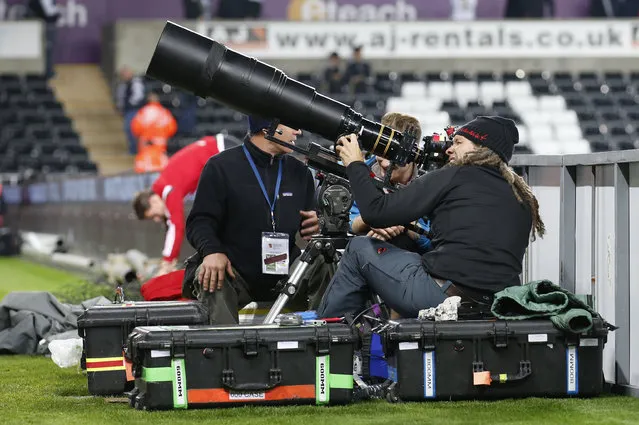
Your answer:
[187,384,315,404]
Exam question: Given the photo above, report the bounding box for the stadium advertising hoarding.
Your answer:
[0,21,42,59]
[0,0,601,63]
[196,20,639,59]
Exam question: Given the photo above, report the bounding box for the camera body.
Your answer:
[315,173,353,236]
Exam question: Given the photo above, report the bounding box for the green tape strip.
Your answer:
[142,367,172,382]
[172,359,188,409]
[329,373,354,390]
[316,355,330,405]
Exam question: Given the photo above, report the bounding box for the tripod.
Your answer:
[263,172,353,324]
[262,233,350,324]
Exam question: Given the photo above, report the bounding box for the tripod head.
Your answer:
[263,120,353,237]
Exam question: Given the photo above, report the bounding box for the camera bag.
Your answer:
[125,323,356,410]
[77,301,208,395]
[381,318,610,402]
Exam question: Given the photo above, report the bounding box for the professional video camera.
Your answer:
[146,21,454,322]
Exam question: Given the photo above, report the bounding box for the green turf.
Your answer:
[0,257,112,303]
[1,257,638,424]
[0,355,638,425]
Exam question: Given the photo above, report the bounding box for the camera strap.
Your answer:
[243,144,283,232]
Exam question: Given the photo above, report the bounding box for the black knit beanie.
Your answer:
[455,116,519,163]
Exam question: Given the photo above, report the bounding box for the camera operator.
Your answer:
[350,112,431,254]
[317,116,545,319]
[184,116,319,324]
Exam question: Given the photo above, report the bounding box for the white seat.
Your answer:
[532,142,563,155]
[479,81,505,106]
[454,81,479,107]
[516,125,529,145]
[385,97,414,114]
[505,81,533,98]
[554,124,583,140]
[419,111,450,127]
[522,111,553,126]
[411,98,442,113]
[400,81,428,98]
[509,97,539,114]
[385,97,441,114]
[421,126,451,139]
[549,110,579,126]
[528,125,554,142]
[538,95,567,111]
[428,82,454,101]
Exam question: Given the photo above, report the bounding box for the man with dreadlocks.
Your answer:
[317,116,545,319]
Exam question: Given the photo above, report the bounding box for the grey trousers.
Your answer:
[316,236,449,319]
[193,255,335,324]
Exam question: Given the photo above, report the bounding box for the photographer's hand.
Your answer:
[198,253,236,292]
[367,226,405,241]
[300,210,319,240]
[336,133,365,167]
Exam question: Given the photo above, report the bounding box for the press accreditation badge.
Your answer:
[261,232,289,275]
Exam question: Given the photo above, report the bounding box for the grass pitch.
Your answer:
[1,257,638,425]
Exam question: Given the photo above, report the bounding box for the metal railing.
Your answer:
[511,149,639,397]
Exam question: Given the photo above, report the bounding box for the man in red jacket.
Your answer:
[133,134,226,275]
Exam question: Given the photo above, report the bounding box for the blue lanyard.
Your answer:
[243,144,283,232]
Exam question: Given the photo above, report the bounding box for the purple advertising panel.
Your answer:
[0,0,593,64]
[0,0,183,63]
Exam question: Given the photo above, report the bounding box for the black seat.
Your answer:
[39,154,67,173]
[399,72,421,82]
[28,127,54,140]
[0,156,18,173]
[32,143,58,156]
[425,72,446,82]
[0,74,20,84]
[17,154,41,172]
[0,110,20,126]
[476,72,497,82]
[589,141,610,152]
[49,114,72,126]
[68,155,98,172]
[6,139,34,155]
[56,128,80,140]
[59,142,87,155]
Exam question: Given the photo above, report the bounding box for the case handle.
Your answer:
[473,361,532,386]
[221,368,282,391]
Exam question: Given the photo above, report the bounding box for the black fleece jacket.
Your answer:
[186,138,316,301]
[346,161,533,294]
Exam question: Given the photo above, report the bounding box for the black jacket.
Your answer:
[186,138,316,301]
[346,162,533,294]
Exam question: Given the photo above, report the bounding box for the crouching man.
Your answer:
[184,116,319,324]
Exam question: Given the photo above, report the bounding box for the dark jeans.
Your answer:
[317,236,449,318]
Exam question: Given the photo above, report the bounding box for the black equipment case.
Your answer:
[382,318,609,402]
[77,301,208,396]
[126,323,355,410]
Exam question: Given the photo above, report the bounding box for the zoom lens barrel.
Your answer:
[147,21,423,165]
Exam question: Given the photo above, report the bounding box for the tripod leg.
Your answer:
[263,240,322,324]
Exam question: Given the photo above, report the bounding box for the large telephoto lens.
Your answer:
[146,21,423,166]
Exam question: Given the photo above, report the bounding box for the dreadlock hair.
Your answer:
[453,146,545,241]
